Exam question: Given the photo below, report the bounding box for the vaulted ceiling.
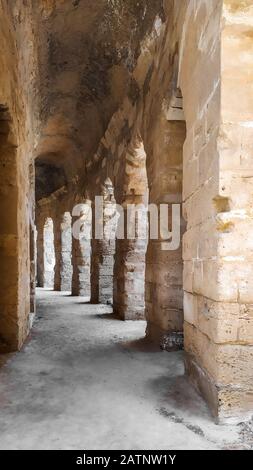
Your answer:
[34,0,164,200]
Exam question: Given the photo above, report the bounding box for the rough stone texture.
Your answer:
[0,1,44,352]
[71,202,92,298]
[145,119,186,346]
[90,179,116,304]
[179,0,253,424]
[29,222,37,314]
[114,236,147,321]
[54,212,72,292]
[0,106,19,352]
[43,218,55,288]
[113,137,148,321]
[1,0,253,425]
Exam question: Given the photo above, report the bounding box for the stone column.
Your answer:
[72,202,92,297]
[30,223,37,313]
[145,117,186,350]
[113,199,147,320]
[36,218,45,288]
[43,218,55,288]
[91,239,115,305]
[91,183,116,304]
[54,212,72,291]
[29,161,37,315]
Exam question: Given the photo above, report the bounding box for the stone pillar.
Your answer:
[72,202,92,297]
[145,117,186,350]
[113,200,147,320]
[91,181,116,304]
[43,218,55,288]
[54,212,72,291]
[91,239,115,304]
[36,219,45,288]
[30,223,37,313]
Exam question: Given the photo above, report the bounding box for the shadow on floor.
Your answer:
[0,352,14,369]
[121,336,161,353]
[149,374,212,419]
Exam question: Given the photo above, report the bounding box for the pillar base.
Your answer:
[185,353,253,424]
[114,305,145,321]
[146,322,184,351]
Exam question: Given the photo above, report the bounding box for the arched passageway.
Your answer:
[1,0,253,449]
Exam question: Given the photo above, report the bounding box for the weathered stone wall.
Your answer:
[0,106,20,352]
[2,0,253,423]
[77,0,253,422]
[0,2,40,351]
[182,0,253,423]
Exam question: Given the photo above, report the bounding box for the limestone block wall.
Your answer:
[0,2,40,351]
[173,0,253,422]
[176,0,227,421]
[215,0,253,421]
[0,107,20,352]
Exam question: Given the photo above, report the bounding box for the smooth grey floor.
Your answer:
[0,289,251,450]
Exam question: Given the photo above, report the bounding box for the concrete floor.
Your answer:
[0,288,252,450]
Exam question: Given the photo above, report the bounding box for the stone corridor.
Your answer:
[1,0,253,442]
[0,289,251,450]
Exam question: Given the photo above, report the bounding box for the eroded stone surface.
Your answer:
[1,0,253,424]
